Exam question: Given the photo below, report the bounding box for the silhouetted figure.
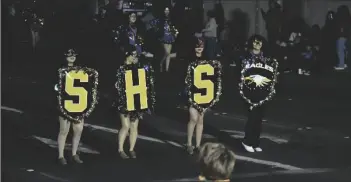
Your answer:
[321,11,337,71]
[202,10,218,60]
[228,9,249,66]
[308,24,322,72]
[334,5,350,70]
[261,0,284,46]
[214,0,225,55]
[229,9,249,46]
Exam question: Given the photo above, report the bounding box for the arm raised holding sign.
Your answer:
[115,45,156,159]
[185,38,222,155]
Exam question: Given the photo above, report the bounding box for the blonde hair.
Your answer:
[198,143,236,180]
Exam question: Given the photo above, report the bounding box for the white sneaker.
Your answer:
[254,147,263,152]
[144,52,154,58]
[242,142,255,153]
[334,66,345,70]
[298,69,303,75]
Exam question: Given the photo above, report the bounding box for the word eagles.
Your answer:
[243,62,274,72]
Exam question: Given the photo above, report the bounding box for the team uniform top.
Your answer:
[112,24,145,55]
[149,18,178,44]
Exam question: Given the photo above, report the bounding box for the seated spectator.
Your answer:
[197,143,236,181]
[299,43,314,76]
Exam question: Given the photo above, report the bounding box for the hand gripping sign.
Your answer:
[115,63,156,121]
[185,60,223,113]
[57,66,99,122]
[239,57,278,109]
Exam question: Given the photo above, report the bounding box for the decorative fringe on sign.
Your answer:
[57,66,99,123]
[115,63,156,122]
[185,60,223,114]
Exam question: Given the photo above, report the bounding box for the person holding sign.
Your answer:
[239,35,279,153]
[55,49,99,165]
[115,45,156,159]
[185,38,223,155]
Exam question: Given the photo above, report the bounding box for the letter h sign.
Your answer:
[124,69,148,111]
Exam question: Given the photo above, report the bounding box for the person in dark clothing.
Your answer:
[310,24,322,50]
[334,5,350,70]
[299,35,318,76]
[214,0,225,55]
[273,19,291,73]
[321,11,338,71]
[239,35,279,153]
[214,0,225,39]
[28,13,44,52]
[261,0,284,47]
[308,24,322,72]
[286,17,309,75]
[112,12,151,57]
[3,3,25,67]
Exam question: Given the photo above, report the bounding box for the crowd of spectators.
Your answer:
[4,1,350,78]
[247,1,350,75]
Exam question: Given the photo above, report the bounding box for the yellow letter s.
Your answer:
[64,71,89,112]
[193,64,214,104]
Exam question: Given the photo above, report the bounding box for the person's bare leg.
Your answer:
[118,114,130,158]
[129,119,139,158]
[195,113,204,148]
[160,44,169,72]
[31,30,36,51]
[71,120,84,163]
[165,44,172,72]
[71,120,84,156]
[57,116,70,164]
[187,107,199,154]
[35,32,40,51]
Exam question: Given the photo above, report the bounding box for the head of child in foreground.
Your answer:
[198,143,236,181]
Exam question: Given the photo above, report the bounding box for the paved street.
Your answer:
[2,65,351,181]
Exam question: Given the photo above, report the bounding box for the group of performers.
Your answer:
[54,8,279,165]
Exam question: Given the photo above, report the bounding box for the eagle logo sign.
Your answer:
[239,57,278,109]
[244,75,272,87]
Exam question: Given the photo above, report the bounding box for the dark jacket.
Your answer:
[335,19,351,38]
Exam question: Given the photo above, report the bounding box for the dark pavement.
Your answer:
[2,63,351,182]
